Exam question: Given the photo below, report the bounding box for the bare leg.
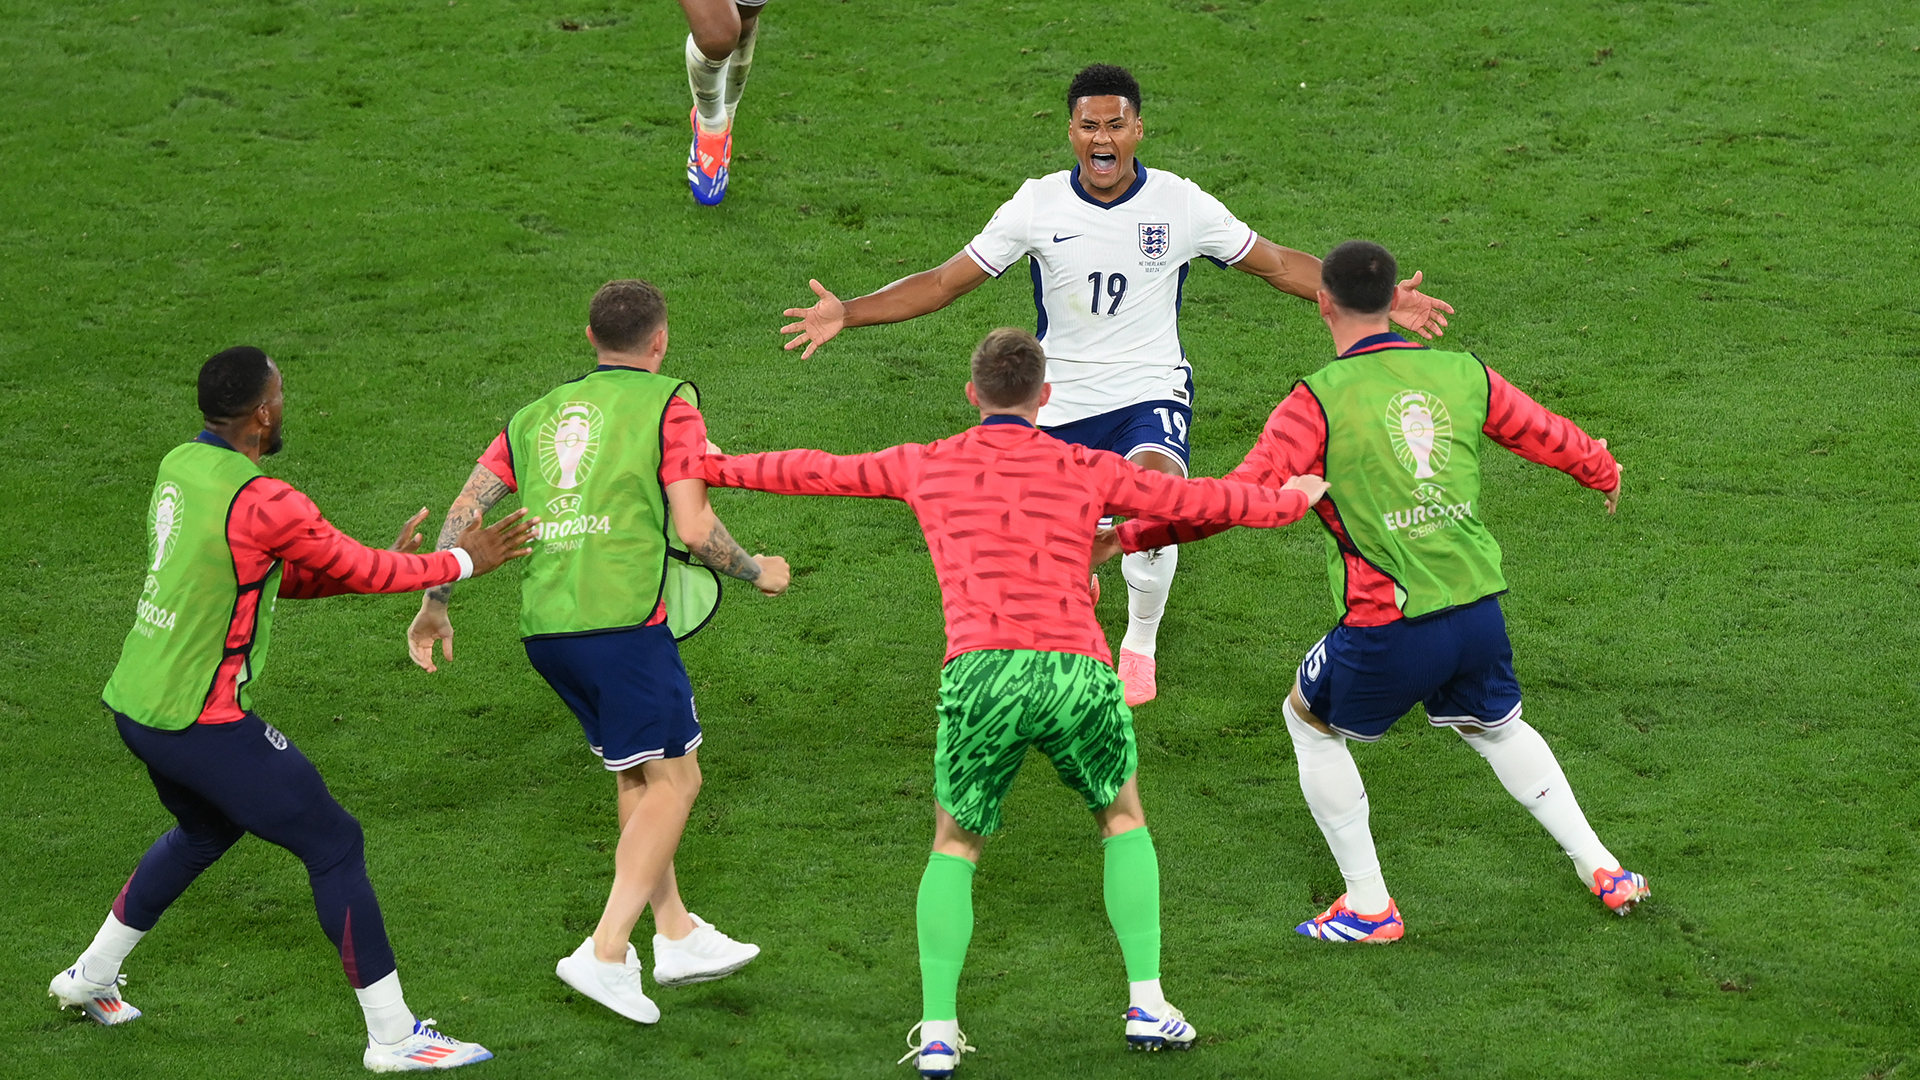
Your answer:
[678,0,743,60]
[593,753,700,963]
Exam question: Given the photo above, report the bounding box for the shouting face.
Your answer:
[1067,95,1142,199]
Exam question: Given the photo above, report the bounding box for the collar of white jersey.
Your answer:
[1068,161,1149,209]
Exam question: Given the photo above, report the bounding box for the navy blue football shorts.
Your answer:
[1295,595,1522,742]
[1044,388,1194,473]
[524,620,702,771]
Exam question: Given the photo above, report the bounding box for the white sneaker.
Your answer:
[651,914,760,987]
[555,937,659,1023]
[49,966,141,1026]
[896,1022,973,1077]
[1124,1002,1196,1051]
[363,1019,493,1072]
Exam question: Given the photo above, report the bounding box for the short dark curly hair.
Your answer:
[1067,63,1141,116]
[1321,241,1398,315]
[198,346,274,422]
[589,279,667,353]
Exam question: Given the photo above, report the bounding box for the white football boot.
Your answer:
[49,966,141,1025]
[363,1019,493,1072]
[1124,1002,1196,1051]
[555,937,659,1023]
[651,913,760,987]
[897,1021,973,1078]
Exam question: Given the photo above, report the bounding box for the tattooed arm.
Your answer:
[409,464,513,672]
[665,477,790,596]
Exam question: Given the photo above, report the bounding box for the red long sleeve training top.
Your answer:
[197,475,464,723]
[703,416,1312,665]
[1119,349,1618,627]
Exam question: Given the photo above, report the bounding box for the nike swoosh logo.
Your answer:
[1052,234,1081,243]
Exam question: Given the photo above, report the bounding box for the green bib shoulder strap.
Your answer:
[1301,348,1508,621]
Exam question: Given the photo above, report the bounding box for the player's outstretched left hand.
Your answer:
[1390,270,1454,340]
[390,507,430,553]
[1091,527,1123,566]
[1598,438,1622,515]
[780,279,846,359]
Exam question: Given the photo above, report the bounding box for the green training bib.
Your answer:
[1301,347,1507,620]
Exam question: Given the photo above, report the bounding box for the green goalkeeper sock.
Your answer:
[1102,826,1161,983]
[916,852,977,1022]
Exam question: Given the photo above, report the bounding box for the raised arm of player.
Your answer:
[780,252,992,359]
[1232,239,1455,340]
[1094,448,1325,534]
[665,477,790,597]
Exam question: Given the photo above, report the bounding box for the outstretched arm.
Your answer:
[408,463,513,672]
[666,478,789,596]
[780,252,991,359]
[1233,238,1455,340]
[1482,367,1622,512]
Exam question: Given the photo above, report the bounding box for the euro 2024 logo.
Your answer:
[1385,390,1452,479]
[148,482,183,573]
[539,402,602,517]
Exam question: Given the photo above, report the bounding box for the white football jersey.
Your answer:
[963,164,1257,426]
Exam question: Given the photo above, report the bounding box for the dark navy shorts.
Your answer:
[1044,391,1193,473]
[1296,595,1522,742]
[524,620,702,771]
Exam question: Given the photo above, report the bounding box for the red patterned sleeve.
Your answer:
[1093,448,1309,534]
[232,480,463,599]
[703,444,920,500]
[1482,367,1620,491]
[477,431,516,492]
[1118,384,1328,551]
[658,396,709,486]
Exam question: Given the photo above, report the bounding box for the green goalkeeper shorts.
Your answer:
[934,649,1138,836]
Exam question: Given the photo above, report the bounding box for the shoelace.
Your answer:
[414,1020,456,1044]
[897,1023,975,1065]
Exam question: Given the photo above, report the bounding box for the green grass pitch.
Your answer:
[3,0,1918,1076]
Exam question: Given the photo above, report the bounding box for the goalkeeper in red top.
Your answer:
[1112,241,1648,945]
[702,328,1327,1074]
[50,347,535,1072]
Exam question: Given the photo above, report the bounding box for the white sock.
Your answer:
[723,20,757,122]
[1119,546,1177,658]
[1458,719,1618,883]
[919,1018,960,1047]
[1128,977,1167,1013]
[356,970,416,1046]
[1285,698,1391,915]
[77,913,146,985]
[685,34,729,133]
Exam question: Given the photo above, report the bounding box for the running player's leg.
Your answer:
[1036,653,1193,1050]
[679,0,758,203]
[1427,599,1647,913]
[905,649,1037,1074]
[1286,625,1442,942]
[1118,447,1182,705]
[51,722,247,1025]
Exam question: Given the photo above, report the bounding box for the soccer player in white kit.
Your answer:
[780,64,1454,705]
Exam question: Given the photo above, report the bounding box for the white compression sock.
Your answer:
[723,20,757,122]
[1458,719,1617,883]
[356,970,416,1046]
[1119,545,1177,658]
[77,913,146,985]
[685,34,729,133]
[1128,977,1166,1012]
[1284,697,1391,915]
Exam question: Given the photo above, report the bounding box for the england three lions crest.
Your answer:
[1139,222,1170,260]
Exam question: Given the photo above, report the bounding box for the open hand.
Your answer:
[457,507,540,576]
[752,554,791,596]
[1091,526,1123,566]
[780,279,846,359]
[408,601,454,673]
[1599,438,1622,514]
[390,507,430,553]
[1390,270,1455,340]
[1282,474,1331,506]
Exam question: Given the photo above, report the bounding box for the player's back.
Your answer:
[904,420,1114,663]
